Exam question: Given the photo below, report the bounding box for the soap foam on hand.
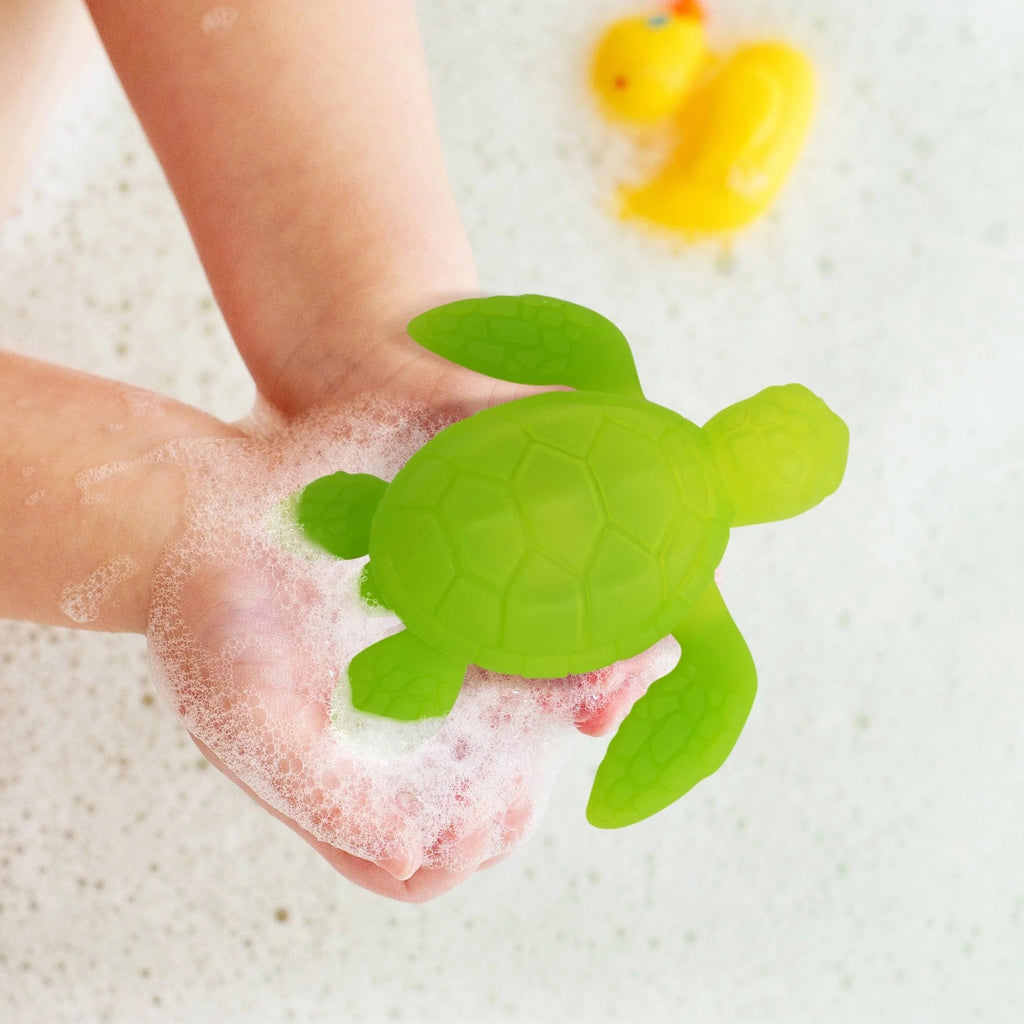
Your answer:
[146,398,672,874]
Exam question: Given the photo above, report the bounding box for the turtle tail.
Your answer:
[407,294,644,397]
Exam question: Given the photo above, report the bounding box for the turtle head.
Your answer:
[702,384,848,527]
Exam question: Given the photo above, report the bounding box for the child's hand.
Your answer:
[144,371,667,901]
[169,559,666,901]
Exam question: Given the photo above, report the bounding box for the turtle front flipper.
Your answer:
[586,582,756,829]
[295,470,388,558]
[407,294,644,397]
[348,629,468,720]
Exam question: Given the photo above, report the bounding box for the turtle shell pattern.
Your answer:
[368,390,733,678]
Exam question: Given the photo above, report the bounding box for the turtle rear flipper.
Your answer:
[348,629,468,720]
[586,583,756,828]
[407,294,644,397]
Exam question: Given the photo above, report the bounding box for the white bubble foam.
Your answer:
[60,553,139,624]
[201,5,239,35]
[120,386,169,417]
[146,397,674,872]
[75,460,133,506]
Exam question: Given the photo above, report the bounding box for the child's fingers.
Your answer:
[479,784,534,869]
[190,735,474,901]
[513,638,679,736]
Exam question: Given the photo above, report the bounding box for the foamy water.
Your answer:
[145,398,675,872]
[60,553,139,624]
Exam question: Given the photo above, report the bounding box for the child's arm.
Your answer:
[0,350,238,632]
[21,1,643,899]
[84,0,482,417]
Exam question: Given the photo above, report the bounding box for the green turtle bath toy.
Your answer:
[294,295,848,828]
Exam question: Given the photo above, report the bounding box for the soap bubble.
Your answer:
[60,553,138,624]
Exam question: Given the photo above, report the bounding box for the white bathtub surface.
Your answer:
[1,1,1021,1021]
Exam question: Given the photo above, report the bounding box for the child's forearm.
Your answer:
[84,0,478,415]
[0,351,236,632]
[0,0,95,216]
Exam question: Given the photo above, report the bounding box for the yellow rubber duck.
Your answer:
[591,2,815,234]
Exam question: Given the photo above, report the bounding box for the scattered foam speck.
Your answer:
[60,554,139,624]
[120,385,170,417]
[201,5,239,35]
[75,460,132,505]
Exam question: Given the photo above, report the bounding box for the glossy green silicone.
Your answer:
[294,295,849,828]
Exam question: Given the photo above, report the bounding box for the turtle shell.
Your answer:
[368,391,732,677]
